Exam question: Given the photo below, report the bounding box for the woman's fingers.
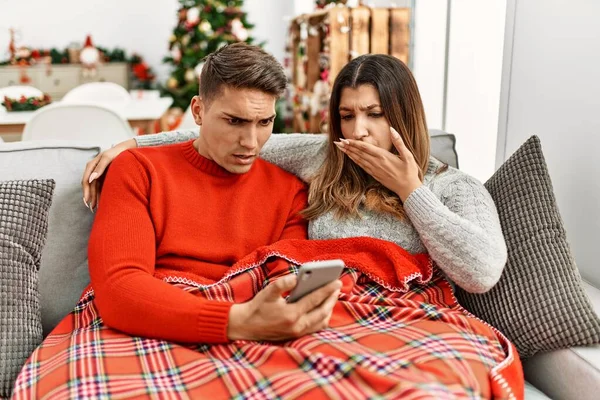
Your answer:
[340,139,382,157]
[335,141,378,173]
[390,127,412,160]
[89,154,113,183]
[88,181,99,212]
[82,156,101,206]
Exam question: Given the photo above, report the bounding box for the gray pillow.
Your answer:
[429,129,458,169]
[0,179,55,399]
[455,136,600,359]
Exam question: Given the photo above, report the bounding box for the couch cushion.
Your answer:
[455,136,600,359]
[0,179,55,399]
[429,129,458,168]
[522,282,600,399]
[0,140,100,335]
[524,382,551,400]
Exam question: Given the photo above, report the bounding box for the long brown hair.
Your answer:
[303,54,430,220]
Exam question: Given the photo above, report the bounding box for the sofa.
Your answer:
[1,130,599,399]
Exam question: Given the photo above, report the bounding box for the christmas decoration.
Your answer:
[2,93,52,112]
[161,0,259,110]
[154,107,185,133]
[315,0,347,9]
[1,29,156,89]
[80,35,100,77]
[8,28,16,61]
[129,54,156,90]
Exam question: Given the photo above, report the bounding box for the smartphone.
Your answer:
[287,259,345,303]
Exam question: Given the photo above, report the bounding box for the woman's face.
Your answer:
[338,84,393,151]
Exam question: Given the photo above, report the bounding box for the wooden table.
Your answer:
[0,97,174,140]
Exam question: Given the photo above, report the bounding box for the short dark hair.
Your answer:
[199,42,287,104]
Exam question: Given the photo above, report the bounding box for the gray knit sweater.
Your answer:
[136,131,507,293]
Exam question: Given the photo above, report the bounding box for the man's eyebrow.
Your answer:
[222,112,251,123]
[222,113,277,122]
[339,104,381,111]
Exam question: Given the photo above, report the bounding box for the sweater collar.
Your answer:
[182,140,244,178]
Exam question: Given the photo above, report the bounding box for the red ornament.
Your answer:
[83,34,94,48]
[132,63,150,81]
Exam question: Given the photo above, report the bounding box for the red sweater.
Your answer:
[88,140,308,344]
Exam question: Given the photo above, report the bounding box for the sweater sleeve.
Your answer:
[259,134,328,182]
[135,129,199,147]
[403,174,507,293]
[88,151,232,344]
[279,181,309,241]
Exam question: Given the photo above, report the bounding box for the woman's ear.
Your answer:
[191,95,203,126]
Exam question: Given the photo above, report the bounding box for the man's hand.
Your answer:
[82,138,137,211]
[227,275,342,341]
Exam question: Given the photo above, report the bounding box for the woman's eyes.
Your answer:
[340,113,383,120]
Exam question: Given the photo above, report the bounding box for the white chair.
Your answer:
[177,105,199,130]
[22,103,134,145]
[62,82,131,109]
[0,86,45,111]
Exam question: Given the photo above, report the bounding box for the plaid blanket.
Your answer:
[12,237,523,399]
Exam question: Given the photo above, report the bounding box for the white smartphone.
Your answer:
[287,259,345,303]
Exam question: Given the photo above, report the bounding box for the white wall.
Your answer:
[244,0,295,64]
[0,0,293,82]
[498,0,600,286]
[444,0,506,182]
[412,0,447,131]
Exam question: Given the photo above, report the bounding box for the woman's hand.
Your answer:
[227,275,341,342]
[82,138,137,211]
[334,127,422,202]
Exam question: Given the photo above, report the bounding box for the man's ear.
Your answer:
[190,95,203,126]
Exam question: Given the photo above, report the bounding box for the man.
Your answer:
[87,43,340,344]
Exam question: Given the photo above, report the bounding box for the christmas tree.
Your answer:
[163,0,258,110]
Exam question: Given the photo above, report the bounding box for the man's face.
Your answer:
[191,86,277,174]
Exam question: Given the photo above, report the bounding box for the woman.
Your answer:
[76,54,522,398]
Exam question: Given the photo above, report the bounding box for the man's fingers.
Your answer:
[264,275,297,301]
[295,280,341,315]
[299,289,340,334]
